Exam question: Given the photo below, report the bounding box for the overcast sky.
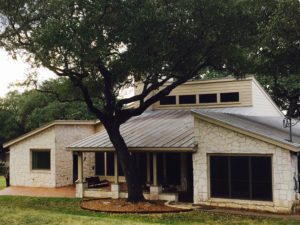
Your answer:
[0,48,55,97]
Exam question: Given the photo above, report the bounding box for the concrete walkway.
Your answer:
[0,186,75,198]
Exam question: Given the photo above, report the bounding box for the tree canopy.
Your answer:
[253,0,300,117]
[0,0,259,202]
[0,78,96,159]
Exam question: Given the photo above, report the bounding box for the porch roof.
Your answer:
[67,110,196,152]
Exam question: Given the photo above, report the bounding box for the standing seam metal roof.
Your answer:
[192,109,300,148]
[68,109,195,150]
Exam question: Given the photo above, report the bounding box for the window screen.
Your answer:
[220,92,239,102]
[107,152,115,176]
[95,152,105,175]
[179,95,196,104]
[199,94,217,103]
[32,150,50,170]
[160,96,176,105]
[210,155,272,201]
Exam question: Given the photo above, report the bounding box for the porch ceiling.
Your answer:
[67,110,196,152]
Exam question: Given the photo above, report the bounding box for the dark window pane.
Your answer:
[220,92,239,102]
[210,156,229,198]
[231,156,250,199]
[160,96,176,105]
[251,157,272,201]
[179,95,196,104]
[210,155,273,201]
[135,153,147,184]
[95,152,105,175]
[107,152,115,176]
[199,94,217,103]
[32,150,50,170]
[118,162,124,176]
[166,153,181,185]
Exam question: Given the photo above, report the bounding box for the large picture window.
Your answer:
[32,150,51,170]
[210,155,272,201]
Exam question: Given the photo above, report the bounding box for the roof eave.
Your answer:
[192,111,300,152]
[66,146,197,153]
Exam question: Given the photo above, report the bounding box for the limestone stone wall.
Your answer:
[193,117,298,213]
[54,125,96,187]
[9,127,56,187]
[9,124,97,188]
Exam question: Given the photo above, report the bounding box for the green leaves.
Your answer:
[0,78,97,152]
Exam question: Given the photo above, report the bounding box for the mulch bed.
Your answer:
[81,198,192,214]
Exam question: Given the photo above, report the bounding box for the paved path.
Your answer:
[0,186,75,198]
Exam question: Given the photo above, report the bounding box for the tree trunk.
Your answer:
[105,123,145,203]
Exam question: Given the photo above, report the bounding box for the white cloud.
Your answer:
[0,49,55,97]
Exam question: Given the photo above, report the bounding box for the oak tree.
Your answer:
[0,0,255,202]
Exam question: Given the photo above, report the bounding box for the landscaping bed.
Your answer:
[81,198,192,214]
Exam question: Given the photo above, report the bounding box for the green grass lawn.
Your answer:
[0,176,5,190]
[0,196,299,225]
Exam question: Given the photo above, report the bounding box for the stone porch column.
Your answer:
[111,153,120,199]
[76,152,86,198]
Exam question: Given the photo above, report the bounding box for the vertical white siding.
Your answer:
[251,79,283,117]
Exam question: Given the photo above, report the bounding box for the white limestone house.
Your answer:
[3,76,300,213]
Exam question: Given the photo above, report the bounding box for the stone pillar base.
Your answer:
[76,182,87,198]
[149,185,162,200]
[111,184,120,199]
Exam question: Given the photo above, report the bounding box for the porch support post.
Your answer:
[147,153,151,184]
[114,153,119,184]
[111,153,120,199]
[78,152,83,183]
[76,152,86,198]
[150,153,162,200]
[153,153,158,186]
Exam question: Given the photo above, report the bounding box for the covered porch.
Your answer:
[74,150,194,202]
[67,110,196,202]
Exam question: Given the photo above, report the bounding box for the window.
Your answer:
[199,94,217,103]
[106,152,115,176]
[32,150,51,170]
[95,152,105,175]
[95,152,125,177]
[179,95,196,104]
[210,155,272,201]
[160,96,176,105]
[220,92,240,102]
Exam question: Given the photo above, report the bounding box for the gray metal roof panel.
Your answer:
[192,109,300,148]
[68,109,195,150]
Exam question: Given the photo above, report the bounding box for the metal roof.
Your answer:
[192,109,300,149]
[68,110,196,152]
